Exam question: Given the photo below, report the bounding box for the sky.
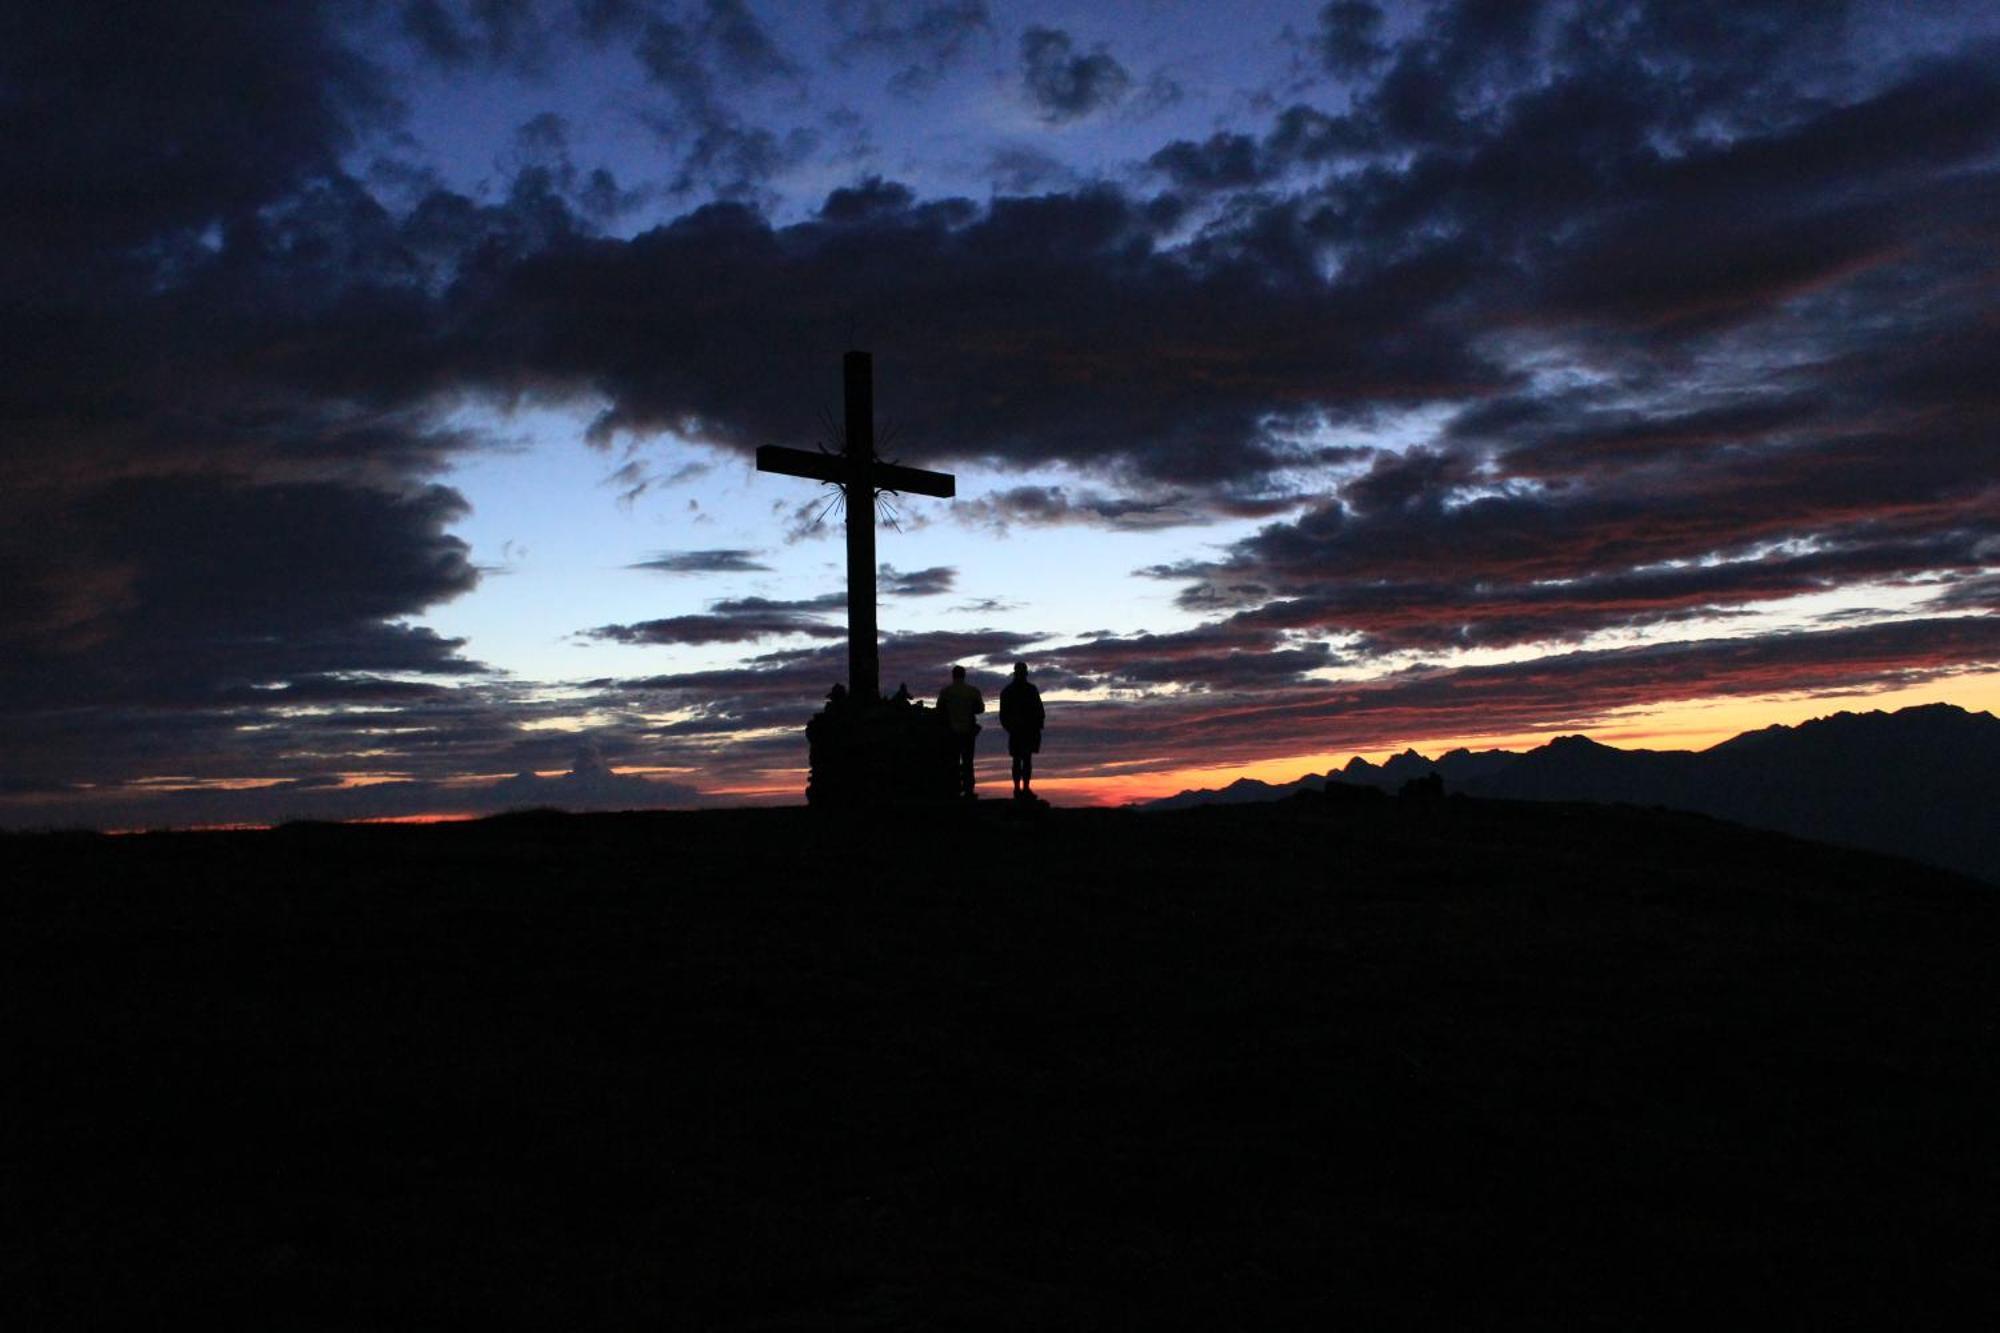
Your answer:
[5,0,2000,827]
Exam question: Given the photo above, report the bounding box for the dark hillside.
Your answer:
[1694,704,2000,880]
[1465,734,1706,807]
[6,799,1997,1327]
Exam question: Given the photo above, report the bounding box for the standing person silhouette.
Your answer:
[999,661,1045,800]
[936,665,985,799]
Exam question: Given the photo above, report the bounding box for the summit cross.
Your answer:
[756,351,955,702]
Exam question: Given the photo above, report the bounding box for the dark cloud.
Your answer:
[707,593,846,615]
[1121,15,2000,668]
[0,475,484,790]
[1155,426,1998,651]
[985,145,1077,194]
[1019,27,1132,123]
[1934,574,2000,614]
[626,1,799,88]
[1349,0,1550,148]
[1131,70,1187,117]
[0,664,526,810]
[953,485,1197,532]
[1316,2,1388,76]
[630,548,774,573]
[636,12,711,101]
[631,4,812,198]
[1148,134,1266,192]
[1,2,388,279]
[1146,106,1374,193]
[401,0,479,65]
[1216,534,1988,653]
[818,175,916,222]
[500,112,654,224]
[583,566,951,648]
[652,625,1036,691]
[954,485,1298,533]
[1040,624,1341,694]
[1152,616,2000,763]
[458,184,1494,488]
[0,5,506,816]
[701,0,798,80]
[880,564,956,596]
[1,741,705,830]
[1265,103,1369,165]
[573,0,652,41]
[584,609,845,646]
[830,0,992,96]
[399,0,557,72]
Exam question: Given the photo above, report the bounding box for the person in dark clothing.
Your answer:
[999,660,1045,799]
[936,664,985,799]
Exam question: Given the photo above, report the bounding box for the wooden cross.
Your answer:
[756,351,955,702]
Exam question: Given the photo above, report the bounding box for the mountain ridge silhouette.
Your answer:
[1144,703,2000,883]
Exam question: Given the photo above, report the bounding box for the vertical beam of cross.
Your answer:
[755,352,956,703]
[842,351,878,704]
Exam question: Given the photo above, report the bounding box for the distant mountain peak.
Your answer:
[1808,701,1985,727]
[1138,702,1998,882]
[1710,701,2000,755]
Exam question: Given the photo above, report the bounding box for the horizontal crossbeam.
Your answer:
[873,460,955,498]
[756,445,955,498]
[756,444,850,486]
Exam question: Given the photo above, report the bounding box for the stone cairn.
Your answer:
[805,684,960,807]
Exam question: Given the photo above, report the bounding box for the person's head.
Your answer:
[951,664,966,681]
[1013,661,1028,677]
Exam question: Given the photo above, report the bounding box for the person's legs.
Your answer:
[1010,752,1023,795]
[1020,751,1033,795]
[957,732,976,797]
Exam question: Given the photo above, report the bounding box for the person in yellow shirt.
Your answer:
[936,665,986,799]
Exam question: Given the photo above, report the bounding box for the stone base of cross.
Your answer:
[804,686,963,807]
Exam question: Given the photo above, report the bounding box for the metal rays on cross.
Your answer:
[755,352,955,703]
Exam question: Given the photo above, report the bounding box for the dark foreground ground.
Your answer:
[6,795,1997,1328]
